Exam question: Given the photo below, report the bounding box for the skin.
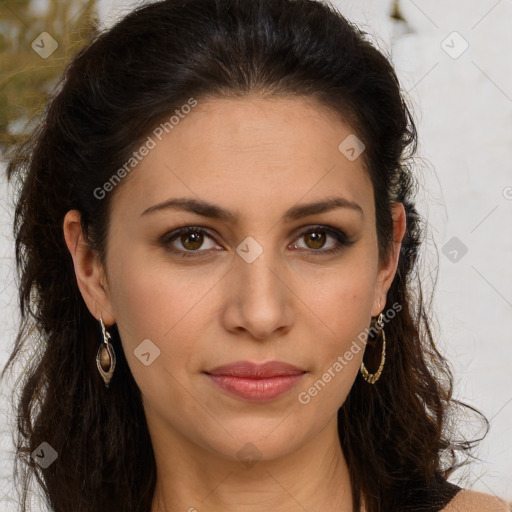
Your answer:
[63,95,506,512]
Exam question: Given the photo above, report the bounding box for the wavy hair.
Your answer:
[2,0,487,511]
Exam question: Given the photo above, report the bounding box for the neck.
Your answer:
[150,414,354,512]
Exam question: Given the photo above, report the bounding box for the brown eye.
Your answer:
[161,227,220,257]
[292,226,355,256]
[180,231,204,251]
[302,231,327,250]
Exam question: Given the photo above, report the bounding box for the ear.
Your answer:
[62,210,116,326]
[372,202,407,316]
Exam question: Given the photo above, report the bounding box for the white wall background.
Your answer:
[1,0,511,509]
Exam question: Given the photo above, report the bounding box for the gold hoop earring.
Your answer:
[96,315,116,388]
[360,312,386,384]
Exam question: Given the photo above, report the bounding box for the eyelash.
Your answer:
[160,225,355,258]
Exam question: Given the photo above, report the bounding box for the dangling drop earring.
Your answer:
[96,315,116,388]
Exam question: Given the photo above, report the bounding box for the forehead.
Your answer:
[109,95,374,222]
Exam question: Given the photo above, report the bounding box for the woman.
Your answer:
[3,0,509,511]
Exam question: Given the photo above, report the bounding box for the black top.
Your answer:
[400,474,462,511]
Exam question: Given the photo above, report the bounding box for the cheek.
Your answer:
[291,257,376,406]
[292,252,377,336]
[108,249,219,340]
[295,283,370,414]
[106,252,224,387]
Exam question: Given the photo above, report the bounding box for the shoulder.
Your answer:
[442,489,510,512]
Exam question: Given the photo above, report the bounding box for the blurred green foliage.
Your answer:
[0,0,99,151]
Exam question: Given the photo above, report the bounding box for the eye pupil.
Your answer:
[182,231,203,250]
[305,231,326,249]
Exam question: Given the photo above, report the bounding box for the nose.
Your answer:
[220,244,295,341]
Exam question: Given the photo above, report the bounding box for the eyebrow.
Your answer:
[140,196,364,221]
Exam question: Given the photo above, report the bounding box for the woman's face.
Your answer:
[67,95,405,464]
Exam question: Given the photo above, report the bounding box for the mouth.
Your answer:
[204,360,307,402]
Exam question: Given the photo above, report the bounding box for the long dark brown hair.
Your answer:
[2,0,488,511]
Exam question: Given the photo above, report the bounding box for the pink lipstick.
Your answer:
[205,360,306,402]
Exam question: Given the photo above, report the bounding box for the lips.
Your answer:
[205,360,306,378]
[204,361,307,402]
